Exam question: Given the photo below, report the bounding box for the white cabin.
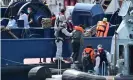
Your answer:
[111,0,133,75]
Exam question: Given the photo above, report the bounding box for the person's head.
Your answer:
[20,10,25,15]
[43,1,47,4]
[94,49,98,53]
[27,7,32,14]
[60,9,65,14]
[97,44,102,49]
[97,44,104,53]
[79,24,85,29]
[103,18,107,23]
[52,13,55,17]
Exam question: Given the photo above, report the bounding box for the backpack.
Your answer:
[72,30,82,40]
[82,53,93,66]
[99,50,108,66]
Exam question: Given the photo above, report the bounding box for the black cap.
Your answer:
[60,9,65,13]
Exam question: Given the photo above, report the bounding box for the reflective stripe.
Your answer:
[96,21,109,37]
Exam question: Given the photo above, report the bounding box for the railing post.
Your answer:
[102,61,106,76]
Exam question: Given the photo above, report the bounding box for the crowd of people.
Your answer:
[5,7,35,29]
[4,4,111,75]
[51,8,111,75]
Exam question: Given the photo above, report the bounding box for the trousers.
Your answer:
[55,40,63,59]
[71,41,80,61]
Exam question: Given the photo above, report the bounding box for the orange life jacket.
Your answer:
[83,48,95,62]
[74,26,84,33]
[96,21,109,37]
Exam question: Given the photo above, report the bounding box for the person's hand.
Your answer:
[72,30,76,33]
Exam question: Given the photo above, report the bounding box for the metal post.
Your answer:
[60,57,62,75]
[58,58,59,75]
[102,61,106,76]
[58,57,62,75]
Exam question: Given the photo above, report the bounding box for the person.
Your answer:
[54,9,74,63]
[6,16,17,29]
[116,55,124,76]
[94,50,100,75]
[82,45,95,72]
[95,44,109,75]
[66,18,74,33]
[70,24,84,63]
[96,17,109,37]
[55,9,66,28]
[54,22,74,61]
[27,7,35,27]
[19,10,30,29]
[51,13,56,27]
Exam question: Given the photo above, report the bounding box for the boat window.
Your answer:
[118,0,132,16]
[119,45,124,59]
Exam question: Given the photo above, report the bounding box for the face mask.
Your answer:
[27,10,31,13]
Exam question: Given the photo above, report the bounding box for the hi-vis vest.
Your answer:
[96,21,109,37]
[83,48,95,62]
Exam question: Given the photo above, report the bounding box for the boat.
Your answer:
[1,0,133,80]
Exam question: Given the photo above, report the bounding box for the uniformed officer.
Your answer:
[54,9,75,63]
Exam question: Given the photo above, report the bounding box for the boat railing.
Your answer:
[102,61,106,76]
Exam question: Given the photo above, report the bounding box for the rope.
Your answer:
[1,57,38,67]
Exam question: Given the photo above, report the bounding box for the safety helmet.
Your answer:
[103,18,107,22]
[97,44,102,49]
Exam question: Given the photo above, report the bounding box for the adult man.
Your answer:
[6,16,17,29]
[96,18,109,37]
[82,45,95,72]
[19,10,30,29]
[27,7,35,27]
[94,44,109,75]
[51,13,56,27]
[71,25,84,63]
[66,19,74,33]
[54,9,74,63]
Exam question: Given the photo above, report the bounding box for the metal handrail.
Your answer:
[102,61,106,76]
